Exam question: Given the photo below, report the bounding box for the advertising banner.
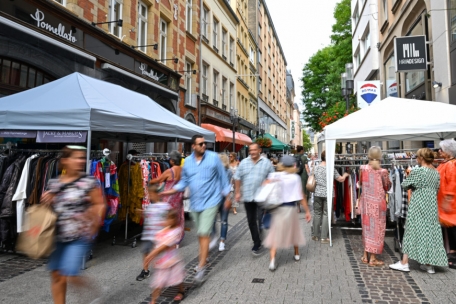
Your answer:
[0,130,37,138]
[357,81,381,109]
[36,131,87,143]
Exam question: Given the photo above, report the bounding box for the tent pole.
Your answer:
[86,130,92,174]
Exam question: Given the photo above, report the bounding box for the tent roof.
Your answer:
[0,73,215,142]
[201,124,252,146]
[263,133,290,150]
[324,97,456,142]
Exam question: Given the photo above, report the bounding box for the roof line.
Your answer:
[261,0,287,66]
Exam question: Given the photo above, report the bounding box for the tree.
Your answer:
[302,130,313,153]
[301,0,356,132]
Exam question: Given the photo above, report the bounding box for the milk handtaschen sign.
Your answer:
[394,36,427,72]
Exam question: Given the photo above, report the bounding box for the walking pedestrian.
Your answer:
[135,184,170,281]
[150,151,184,244]
[359,146,392,267]
[234,143,275,255]
[144,209,185,303]
[228,152,239,215]
[159,135,230,284]
[40,146,105,304]
[312,150,350,243]
[264,156,312,271]
[389,148,448,273]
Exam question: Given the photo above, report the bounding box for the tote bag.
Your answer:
[306,164,317,192]
[16,204,57,259]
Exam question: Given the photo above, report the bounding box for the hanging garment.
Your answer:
[343,175,351,221]
[140,160,150,209]
[118,161,143,224]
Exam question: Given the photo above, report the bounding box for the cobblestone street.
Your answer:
[0,206,455,304]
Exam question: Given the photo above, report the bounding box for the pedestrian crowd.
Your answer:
[37,137,456,304]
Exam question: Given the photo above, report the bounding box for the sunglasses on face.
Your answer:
[196,142,207,147]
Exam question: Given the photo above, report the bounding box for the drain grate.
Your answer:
[252,278,265,283]
[160,282,192,298]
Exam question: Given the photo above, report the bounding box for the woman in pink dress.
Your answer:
[150,151,185,243]
[359,146,391,267]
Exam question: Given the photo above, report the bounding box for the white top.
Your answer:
[268,171,303,203]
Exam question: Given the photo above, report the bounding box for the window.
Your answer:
[109,0,123,37]
[268,67,271,79]
[229,82,234,108]
[258,0,261,11]
[202,7,209,38]
[213,19,219,49]
[250,47,255,63]
[53,0,66,5]
[159,19,167,62]
[213,70,219,102]
[363,31,370,52]
[268,44,271,55]
[353,5,359,26]
[384,55,397,97]
[222,29,227,58]
[186,0,192,33]
[450,0,456,42]
[383,0,388,21]
[405,19,425,93]
[222,77,227,107]
[137,2,148,52]
[229,37,234,63]
[258,24,262,37]
[258,51,262,64]
[258,78,262,92]
[202,63,208,95]
[185,62,192,105]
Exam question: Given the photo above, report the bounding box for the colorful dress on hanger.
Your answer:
[401,167,448,266]
[360,164,391,254]
[140,159,150,209]
[118,161,144,223]
[161,168,184,243]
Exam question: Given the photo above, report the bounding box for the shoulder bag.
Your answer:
[306,164,317,192]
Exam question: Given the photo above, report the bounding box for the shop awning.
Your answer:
[201,124,252,146]
[263,133,290,150]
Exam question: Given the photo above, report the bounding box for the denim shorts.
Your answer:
[141,240,155,255]
[47,239,90,276]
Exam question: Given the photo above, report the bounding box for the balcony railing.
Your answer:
[213,99,219,107]
[222,104,227,110]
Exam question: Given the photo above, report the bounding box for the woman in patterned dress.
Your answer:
[150,151,184,244]
[359,146,392,266]
[389,148,448,273]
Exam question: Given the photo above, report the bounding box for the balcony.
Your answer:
[213,99,219,107]
[202,35,209,44]
[222,104,227,110]
[202,94,209,102]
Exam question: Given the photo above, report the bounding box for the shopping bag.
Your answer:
[254,181,282,210]
[16,204,57,259]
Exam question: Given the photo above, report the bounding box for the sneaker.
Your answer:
[136,269,150,281]
[269,259,277,271]
[294,255,300,261]
[420,264,435,274]
[219,242,226,252]
[321,238,330,244]
[209,237,218,251]
[252,245,263,256]
[194,269,206,285]
[389,261,410,272]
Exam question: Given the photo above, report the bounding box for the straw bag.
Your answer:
[355,171,362,215]
[16,204,57,259]
[306,164,316,192]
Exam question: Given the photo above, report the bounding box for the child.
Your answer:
[136,184,170,281]
[144,209,185,303]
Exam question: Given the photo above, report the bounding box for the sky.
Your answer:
[265,0,341,110]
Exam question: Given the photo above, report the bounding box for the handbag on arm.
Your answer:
[306,163,317,192]
[355,170,362,215]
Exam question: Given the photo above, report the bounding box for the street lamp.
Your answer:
[230,107,239,152]
[341,63,354,113]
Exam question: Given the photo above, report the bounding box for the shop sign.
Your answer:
[0,130,37,138]
[357,81,381,109]
[205,109,232,124]
[394,36,427,72]
[30,9,77,43]
[136,61,169,86]
[139,63,160,81]
[36,131,87,143]
[291,120,295,139]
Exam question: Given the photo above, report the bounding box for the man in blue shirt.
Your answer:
[160,135,230,284]
[234,143,274,255]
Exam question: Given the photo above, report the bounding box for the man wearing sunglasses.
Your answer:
[160,135,230,284]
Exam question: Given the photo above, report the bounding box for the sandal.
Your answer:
[311,236,319,241]
[174,292,185,301]
[361,257,369,264]
[369,259,385,267]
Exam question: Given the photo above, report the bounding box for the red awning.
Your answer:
[201,124,252,146]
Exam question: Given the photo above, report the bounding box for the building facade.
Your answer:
[248,0,288,144]
[199,0,238,131]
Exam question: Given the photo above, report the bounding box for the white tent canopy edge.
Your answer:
[323,97,456,246]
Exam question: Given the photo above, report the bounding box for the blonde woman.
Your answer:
[359,146,391,266]
[228,152,239,214]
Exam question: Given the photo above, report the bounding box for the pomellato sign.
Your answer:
[30,8,77,43]
[139,63,160,81]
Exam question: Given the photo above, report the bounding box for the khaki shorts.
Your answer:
[191,205,219,236]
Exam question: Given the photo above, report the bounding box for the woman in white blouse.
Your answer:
[263,155,312,271]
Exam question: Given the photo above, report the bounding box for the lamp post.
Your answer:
[341,63,354,113]
[230,107,239,152]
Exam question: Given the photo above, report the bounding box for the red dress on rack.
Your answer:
[161,168,185,243]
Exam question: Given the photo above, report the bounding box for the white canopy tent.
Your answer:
[324,97,456,246]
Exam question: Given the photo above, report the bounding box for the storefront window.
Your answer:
[0,57,54,95]
[405,18,425,93]
[384,55,397,97]
[450,0,456,42]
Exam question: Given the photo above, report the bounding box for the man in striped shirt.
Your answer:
[160,135,230,284]
[234,143,275,255]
